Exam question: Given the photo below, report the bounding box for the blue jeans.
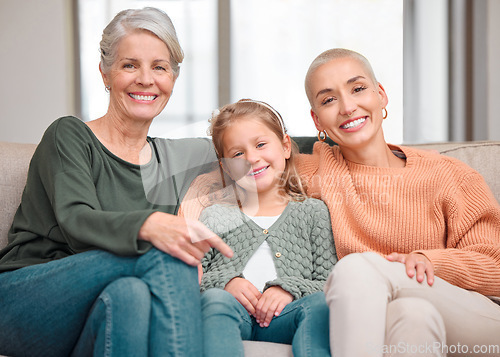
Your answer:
[0,248,202,357]
[201,289,330,357]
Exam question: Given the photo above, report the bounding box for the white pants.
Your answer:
[325,252,500,357]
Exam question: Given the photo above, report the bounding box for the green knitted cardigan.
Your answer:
[200,198,337,300]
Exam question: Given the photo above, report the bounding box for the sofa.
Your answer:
[1,139,500,357]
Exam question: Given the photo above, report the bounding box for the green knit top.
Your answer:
[0,116,216,271]
[200,198,337,300]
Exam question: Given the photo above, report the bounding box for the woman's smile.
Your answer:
[128,92,158,102]
[308,57,389,152]
[339,116,367,131]
[102,30,176,123]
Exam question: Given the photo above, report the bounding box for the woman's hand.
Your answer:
[386,252,435,286]
[138,212,233,266]
[254,286,293,328]
[224,277,262,315]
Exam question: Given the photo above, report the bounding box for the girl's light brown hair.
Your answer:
[208,99,306,202]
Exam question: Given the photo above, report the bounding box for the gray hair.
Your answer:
[99,7,184,77]
[305,48,377,107]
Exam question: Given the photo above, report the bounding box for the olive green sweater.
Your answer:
[0,116,216,271]
[200,198,337,300]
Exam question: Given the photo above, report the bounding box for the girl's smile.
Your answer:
[248,165,270,177]
[221,116,291,201]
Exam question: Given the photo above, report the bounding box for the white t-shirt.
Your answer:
[242,215,280,292]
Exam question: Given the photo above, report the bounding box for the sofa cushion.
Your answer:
[243,341,293,356]
[0,142,36,249]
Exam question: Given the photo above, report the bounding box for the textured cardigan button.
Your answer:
[275,252,282,258]
[263,229,269,234]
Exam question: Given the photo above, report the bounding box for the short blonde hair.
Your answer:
[305,48,377,108]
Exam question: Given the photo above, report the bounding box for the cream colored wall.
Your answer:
[0,1,498,144]
[0,0,75,144]
[488,0,500,141]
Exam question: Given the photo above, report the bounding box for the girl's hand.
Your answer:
[254,286,293,327]
[224,277,262,315]
[138,212,233,266]
[386,252,435,286]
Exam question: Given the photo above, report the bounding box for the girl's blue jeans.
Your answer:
[0,248,202,357]
[201,288,330,357]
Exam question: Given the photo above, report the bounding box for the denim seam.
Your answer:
[100,293,113,357]
[240,308,253,334]
[154,250,181,356]
[302,304,312,357]
[274,301,301,318]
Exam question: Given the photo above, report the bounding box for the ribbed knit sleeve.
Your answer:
[296,152,321,199]
[415,170,500,296]
[178,169,226,220]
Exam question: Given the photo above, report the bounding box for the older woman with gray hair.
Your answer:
[0,7,231,356]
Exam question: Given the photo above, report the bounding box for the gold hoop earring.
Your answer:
[317,130,327,142]
[382,107,388,119]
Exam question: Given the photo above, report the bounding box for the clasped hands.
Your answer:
[386,252,435,286]
[225,277,293,328]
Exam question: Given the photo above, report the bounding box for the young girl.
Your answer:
[198,99,336,357]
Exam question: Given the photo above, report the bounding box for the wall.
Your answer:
[0,1,498,144]
[488,0,500,141]
[0,0,75,144]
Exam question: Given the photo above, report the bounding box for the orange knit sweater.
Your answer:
[296,142,500,296]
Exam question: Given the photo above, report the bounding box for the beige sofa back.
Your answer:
[411,141,500,203]
[1,141,499,250]
[0,142,37,249]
